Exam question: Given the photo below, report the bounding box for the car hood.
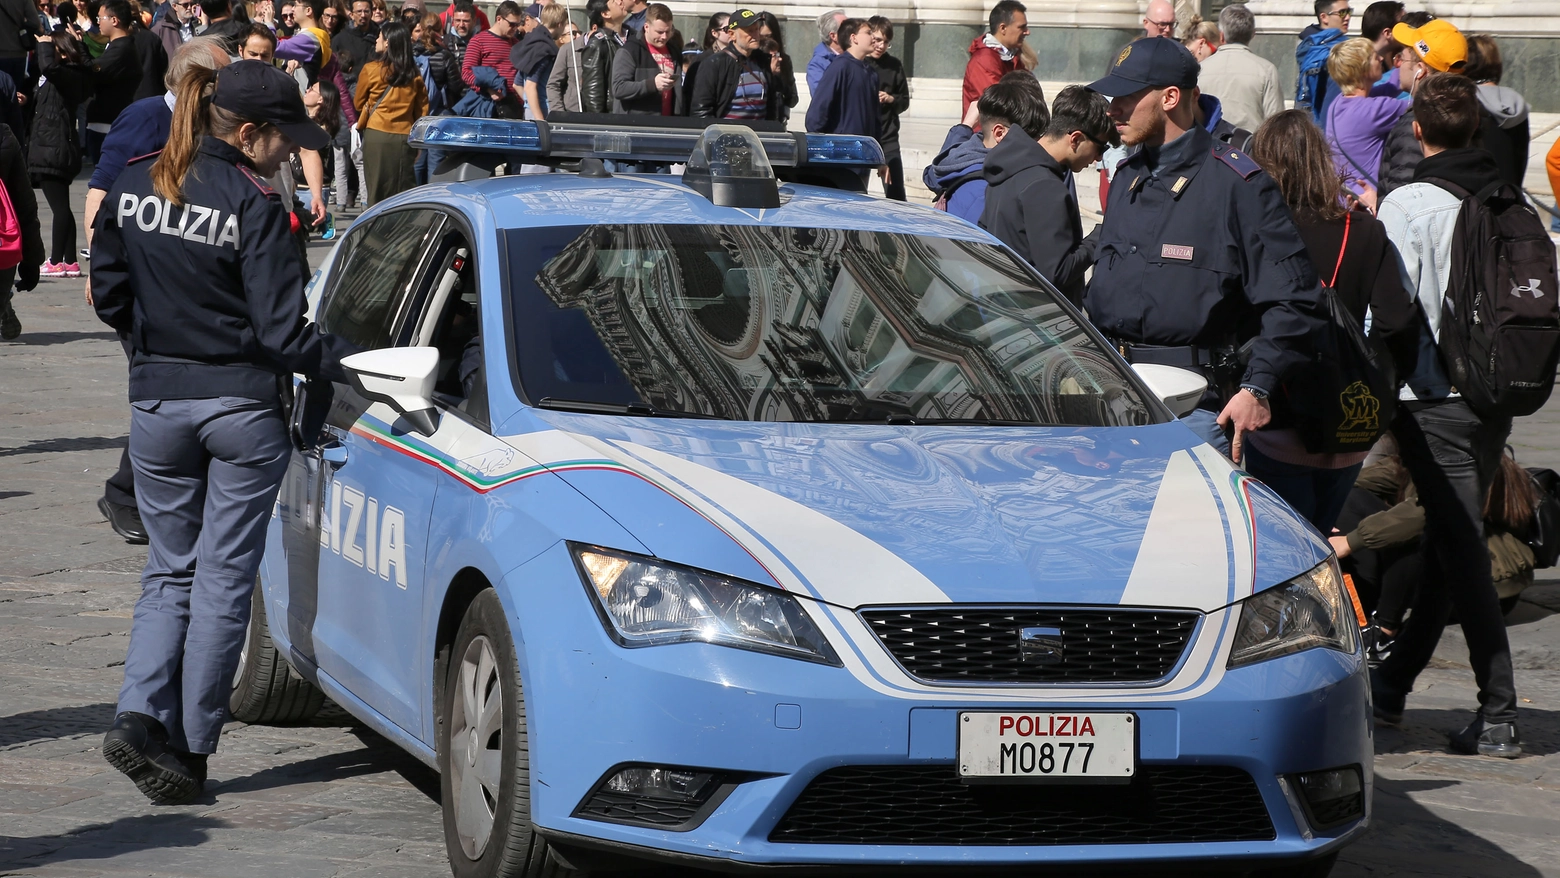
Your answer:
[499,413,1330,612]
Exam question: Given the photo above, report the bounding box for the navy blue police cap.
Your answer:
[1086,37,1200,98]
[212,60,330,152]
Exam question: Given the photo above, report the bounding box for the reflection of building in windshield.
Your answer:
[534,225,1149,426]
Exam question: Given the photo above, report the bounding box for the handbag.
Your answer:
[0,175,25,270]
[1277,212,1398,453]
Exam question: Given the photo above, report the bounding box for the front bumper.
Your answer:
[506,546,1372,870]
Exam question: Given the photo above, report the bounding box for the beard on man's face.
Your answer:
[1117,97,1166,148]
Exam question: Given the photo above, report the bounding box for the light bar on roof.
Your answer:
[407,117,884,169]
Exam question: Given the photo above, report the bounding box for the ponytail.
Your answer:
[151,65,221,207]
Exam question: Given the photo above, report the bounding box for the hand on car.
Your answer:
[1328,533,1352,559]
[1217,388,1271,464]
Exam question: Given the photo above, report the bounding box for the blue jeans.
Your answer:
[118,397,292,753]
[1179,408,1231,456]
[1241,443,1361,534]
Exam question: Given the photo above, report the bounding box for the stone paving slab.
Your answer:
[6,178,1560,878]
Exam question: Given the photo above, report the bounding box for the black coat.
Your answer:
[1377,110,1420,199]
[611,34,683,115]
[0,123,43,291]
[0,0,43,59]
[91,137,356,401]
[689,44,780,120]
[28,48,90,180]
[131,26,168,102]
[866,53,908,156]
[980,130,1094,307]
[87,36,141,125]
[579,28,627,114]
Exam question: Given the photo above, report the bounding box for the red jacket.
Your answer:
[961,36,1020,115]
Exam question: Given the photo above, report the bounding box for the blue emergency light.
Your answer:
[407,116,884,169]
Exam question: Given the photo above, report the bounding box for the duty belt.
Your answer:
[1112,341,1243,402]
[1112,342,1234,370]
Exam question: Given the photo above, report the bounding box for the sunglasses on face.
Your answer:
[1147,18,1174,29]
[1323,7,1353,18]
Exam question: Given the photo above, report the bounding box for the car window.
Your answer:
[504,225,1157,427]
[409,230,486,422]
[319,210,444,351]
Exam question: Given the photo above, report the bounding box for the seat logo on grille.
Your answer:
[1018,627,1064,664]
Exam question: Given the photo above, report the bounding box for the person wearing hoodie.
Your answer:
[961,1,1026,116]
[1374,73,1526,759]
[980,86,1115,307]
[1377,16,1465,198]
[513,1,566,118]
[1463,34,1529,190]
[923,72,1046,224]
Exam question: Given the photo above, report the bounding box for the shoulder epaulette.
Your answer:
[126,150,163,165]
[1211,142,1261,180]
[237,163,278,196]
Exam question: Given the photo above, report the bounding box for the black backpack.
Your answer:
[1279,212,1398,453]
[1425,178,1560,418]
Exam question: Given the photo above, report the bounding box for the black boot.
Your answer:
[1448,713,1522,759]
[102,712,201,804]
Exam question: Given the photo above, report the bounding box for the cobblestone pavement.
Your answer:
[3,180,1560,878]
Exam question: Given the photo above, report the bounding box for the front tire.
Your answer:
[440,589,574,878]
[230,579,326,723]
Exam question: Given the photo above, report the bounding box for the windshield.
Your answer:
[505,225,1156,426]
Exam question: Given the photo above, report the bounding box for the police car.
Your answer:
[236,118,1369,877]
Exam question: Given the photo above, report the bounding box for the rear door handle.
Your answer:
[320,441,348,468]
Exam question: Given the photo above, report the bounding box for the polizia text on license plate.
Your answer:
[958,712,1135,781]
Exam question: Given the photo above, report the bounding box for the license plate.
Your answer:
[958,712,1135,782]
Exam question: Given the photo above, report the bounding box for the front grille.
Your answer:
[859,607,1200,684]
[770,765,1275,845]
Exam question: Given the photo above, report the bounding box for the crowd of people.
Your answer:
[931,0,1553,760]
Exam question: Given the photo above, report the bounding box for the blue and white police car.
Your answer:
[235,119,1370,877]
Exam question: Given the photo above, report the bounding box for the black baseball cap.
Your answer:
[727,8,761,29]
[1086,37,1200,98]
[212,60,329,152]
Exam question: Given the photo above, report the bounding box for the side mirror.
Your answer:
[1131,363,1208,419]
[341,347,441,436]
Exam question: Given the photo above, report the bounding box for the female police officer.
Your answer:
[91,60,356,804]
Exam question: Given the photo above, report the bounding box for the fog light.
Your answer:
[574,764,740,831]
[1294,765,1364,830]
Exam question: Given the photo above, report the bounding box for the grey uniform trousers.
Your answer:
[117,397,291,753]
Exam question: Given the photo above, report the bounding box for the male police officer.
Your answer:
[1084,38,1326,461]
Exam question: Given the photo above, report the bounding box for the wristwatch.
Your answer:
[1240,384,1270,401]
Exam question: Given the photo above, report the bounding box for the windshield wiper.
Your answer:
[535,397,724,420]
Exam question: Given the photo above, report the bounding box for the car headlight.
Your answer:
[570,544,840,665]
[1228,558,1360,668]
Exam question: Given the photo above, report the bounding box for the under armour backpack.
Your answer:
[1427,178,1560,419]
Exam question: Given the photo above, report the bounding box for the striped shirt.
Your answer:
[724,58,766,120]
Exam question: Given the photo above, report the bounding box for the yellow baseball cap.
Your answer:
[1392,19,1467,72]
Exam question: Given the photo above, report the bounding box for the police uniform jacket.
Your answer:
[1084,125,1326,395]
[91,136,355,402]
